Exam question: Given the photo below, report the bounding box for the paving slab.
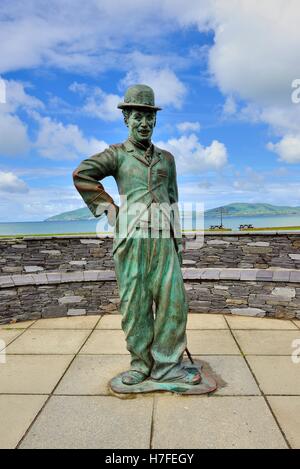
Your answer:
[55,355,131,395]
[32,316,100,330]
[186,314,228,330]
[0,395,48,449]
[233,330,300,355]
[247,356,300,395]
[0,321,36,330]
[267,396,300,449]
[152,396,287,449]
[227,316,297,330]
[0,355,74,394]
[0,330,23,351]
[5,330,90,355]
[20,395,153,449]
[187,330,240,355]
[80,330,129,355]
[195,355,260,396]
[96,315,122,329]
[96,314,229,330]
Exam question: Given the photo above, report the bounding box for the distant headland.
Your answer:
[45,203,300,221]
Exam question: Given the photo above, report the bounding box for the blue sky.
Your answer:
[0,0,300,222]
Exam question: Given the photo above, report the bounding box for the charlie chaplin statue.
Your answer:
[73,84,201,390]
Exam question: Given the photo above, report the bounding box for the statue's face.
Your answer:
[127,109,156,143]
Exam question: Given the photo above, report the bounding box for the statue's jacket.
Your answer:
[73,139,182,256]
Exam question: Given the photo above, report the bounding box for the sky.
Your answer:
[0,0,300,222]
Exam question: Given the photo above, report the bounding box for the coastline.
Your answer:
[1,225,300,239]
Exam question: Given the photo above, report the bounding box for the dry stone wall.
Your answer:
[0,232,299,324]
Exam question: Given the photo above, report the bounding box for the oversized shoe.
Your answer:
[158,367,202,385]
[180,367,202,385]
[121,367,201,386]
[121,370,148,385]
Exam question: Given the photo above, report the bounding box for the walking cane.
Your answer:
[185,347,194,365]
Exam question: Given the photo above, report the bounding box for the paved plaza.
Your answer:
[0,313,300,449]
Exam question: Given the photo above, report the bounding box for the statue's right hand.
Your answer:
[107,204,119,227]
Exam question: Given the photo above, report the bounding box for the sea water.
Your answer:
[0,213,299,236]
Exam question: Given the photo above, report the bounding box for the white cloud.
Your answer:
[0,171,28,193]
[70,82,122,121]
[176,167,300,208]
[0,79,43,156]
[156,133,228,174]
[69,82,88,95]
[13,167,73,179]
[0,77,6,103]
[0,1,179,75]
[187,0,300,106]
[35,116,109,160]
[0,112,31,156]
[0,182,120,222]
[120,68,187,109]
[223,96,237,116]
[2,79,43,114]
[267,135,300,164]
[172,0,300,164]
[0,79,112,160]
[2,1,300,167]
[1,0,299,112]
[0,185,80,222]
[177,121,201,133]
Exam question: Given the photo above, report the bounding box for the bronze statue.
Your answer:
[73,84,216,394]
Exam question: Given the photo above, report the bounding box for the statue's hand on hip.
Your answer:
[107,203,119,227]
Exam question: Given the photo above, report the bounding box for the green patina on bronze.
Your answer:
[110,360,217,395]
[73,84,216,393]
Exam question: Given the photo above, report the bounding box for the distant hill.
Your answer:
[205,203,300,217]
[45,203,300,221]
[46,207,95,221]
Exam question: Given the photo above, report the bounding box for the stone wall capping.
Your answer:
[46,272,62,283]
[240,269,259,281]
[1,232,300,322]
[20,234,113,241]
[198,230,300,236]
[272,271,291,282]
[33,273,48,285]
[12,274,35,286]
[0,230,298,242]
[219,269,241,280]
[2,267,300,288]
[0,275,14,287]
[61,272,84,283]
[182,268,202,280]
[80,239,104,244]
[290,271,300,283]
[256,270,274,281]
[1,267,300,323]
[200,269,220,280]
[97,270,116,281]
[83,270,99,281]
[206,240,230,245]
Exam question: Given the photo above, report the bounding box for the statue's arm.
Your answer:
[72,148,118,219]
[168,153,183,264]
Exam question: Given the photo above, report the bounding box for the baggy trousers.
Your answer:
[113,229,188,381]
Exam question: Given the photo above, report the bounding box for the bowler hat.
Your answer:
[117,84,162,111]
